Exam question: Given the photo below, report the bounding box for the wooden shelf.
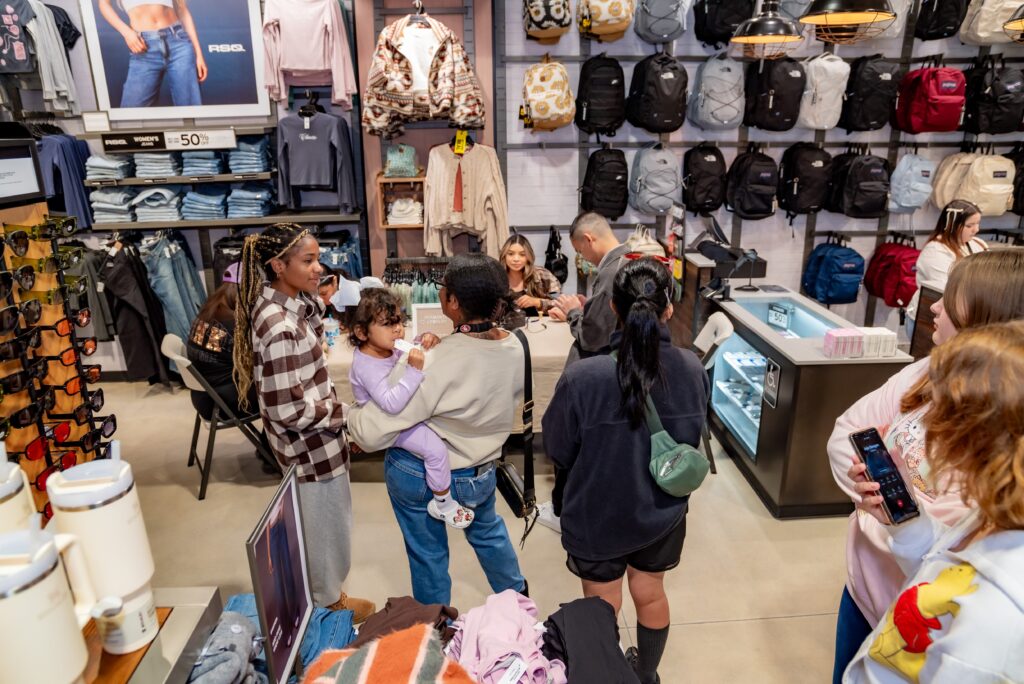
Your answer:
[383,223,424,230]
[85,172,275,187]
[376,173,424,235]
[90,211,361,231]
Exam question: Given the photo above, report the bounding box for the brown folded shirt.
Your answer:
[349,596,459,649]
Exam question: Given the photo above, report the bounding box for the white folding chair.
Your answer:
[691,313,734,473]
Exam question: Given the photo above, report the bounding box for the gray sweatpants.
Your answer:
[297,471,352,607]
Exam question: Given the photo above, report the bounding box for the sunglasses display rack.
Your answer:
[1,202,111,521]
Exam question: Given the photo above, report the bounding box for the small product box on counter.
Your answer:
[826,327,899,359]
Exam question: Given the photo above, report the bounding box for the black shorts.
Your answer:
[566,512,688,583]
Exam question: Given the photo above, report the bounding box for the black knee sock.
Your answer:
[636,623,669,684]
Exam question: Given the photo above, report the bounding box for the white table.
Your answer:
[326,321,575,432]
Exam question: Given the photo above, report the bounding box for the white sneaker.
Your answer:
[536,501,561,534]
[427,498,474,529]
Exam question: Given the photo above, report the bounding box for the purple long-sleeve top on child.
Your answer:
[348,348,451,492]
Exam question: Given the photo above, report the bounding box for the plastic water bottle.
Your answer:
[323,318,340,348]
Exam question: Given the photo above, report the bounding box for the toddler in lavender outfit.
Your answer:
[346,288,473,528]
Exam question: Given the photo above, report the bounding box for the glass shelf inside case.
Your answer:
[711,335,766,458]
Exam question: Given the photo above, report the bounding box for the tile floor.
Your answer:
[109,380,849,683]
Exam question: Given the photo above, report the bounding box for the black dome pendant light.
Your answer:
[1005,4,1024,42]
[730,0,804,60]
[798,0,897,44]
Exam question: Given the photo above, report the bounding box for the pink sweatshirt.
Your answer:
[263,0,357,108]
[826,357,968,626]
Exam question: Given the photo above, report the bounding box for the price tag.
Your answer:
[453,129,468,155]
[497,658,527,684]
[164,129,238,151]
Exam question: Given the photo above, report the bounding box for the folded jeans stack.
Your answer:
[227,182,274,218]
[133,152,182,178]
[90,186,137,223]
[387,198,423,226]
[182,150,225,176]
[132,186,183,222]
[182,185,228,220]
[228,135,271,173]
[320,241,363,279]
[86,154,133,180]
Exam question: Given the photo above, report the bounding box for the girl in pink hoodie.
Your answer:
[827,249,1024,682]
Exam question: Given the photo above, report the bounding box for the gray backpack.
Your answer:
[686,55,745,130]
[634,0,691,44]
[888,154,937,213]
[629,143,682,215]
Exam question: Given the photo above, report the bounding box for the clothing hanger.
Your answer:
[408,0,430,24]
[299,90,326,117]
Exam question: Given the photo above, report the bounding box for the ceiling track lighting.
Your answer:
[798,0,897,44]
[1005,4,1024,42]
[730,0,805,61]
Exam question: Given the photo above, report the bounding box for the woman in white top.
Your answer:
[905,200,987,336]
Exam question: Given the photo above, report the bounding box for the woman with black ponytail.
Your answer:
[543,257,710,684]
[233,223,374,622]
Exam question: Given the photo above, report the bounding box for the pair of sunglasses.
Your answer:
[9,247,84,275]
[34,310,92,337]
[0,328,42,361]
[31,451,79,492]
[61,414,116,453]
[0,360,48,398]
[0,388,56,438]
[3,216,78,241]
[19,276,88,305]
[0,300,43,333]
[43,338,98,367]
[49,388,105,425]
[0,267,36,298]
[0,232,28,257]
[8,422,73,462]
[44,367,100,397]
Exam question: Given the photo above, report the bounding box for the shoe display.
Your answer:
[328,592,376,624]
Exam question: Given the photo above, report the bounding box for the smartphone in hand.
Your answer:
[849,428,921,525]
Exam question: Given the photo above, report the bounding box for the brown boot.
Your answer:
[328,592,376,624]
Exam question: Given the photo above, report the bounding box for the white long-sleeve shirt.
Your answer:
[906,238,987,321]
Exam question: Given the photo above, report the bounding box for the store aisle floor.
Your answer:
[111,381,849,683]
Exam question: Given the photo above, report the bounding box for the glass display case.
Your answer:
[736,297,838,339]
[710,334,766,459]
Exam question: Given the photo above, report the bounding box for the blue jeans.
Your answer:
[833,587,873,684]
[121,23,201,107]
[384,447,525,606]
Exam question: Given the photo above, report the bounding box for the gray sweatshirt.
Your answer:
[276,112,358,213]
[565,242,629,366]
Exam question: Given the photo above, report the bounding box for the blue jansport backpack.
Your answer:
[802,241,864,305]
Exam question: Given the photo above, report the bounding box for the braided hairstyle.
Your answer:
[611,257,672,429]
[233,223,310,409]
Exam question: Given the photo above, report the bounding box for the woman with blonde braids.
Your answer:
[233,223,374,621]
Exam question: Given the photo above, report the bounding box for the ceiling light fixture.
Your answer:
[730,0,805,60]
[799,0,896,44]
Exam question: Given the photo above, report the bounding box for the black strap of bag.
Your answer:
[495,329,538,547]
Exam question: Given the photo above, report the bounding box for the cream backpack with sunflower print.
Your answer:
[578,0,636,41]
[521,58,575,132]
[524,0,572,44]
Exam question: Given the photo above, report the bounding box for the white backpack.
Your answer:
[523,0,572,44]
[888,154,937,213]
[960,0,1019,44]
[522,59,576,132]
[686,55,745,130]
[578,0,636,41]
[797,54,850,130]
[634,0,691,44]
[878,0,911,38]
[932,152,978,207]
[956,155,1016,215]
[629,144,682,215]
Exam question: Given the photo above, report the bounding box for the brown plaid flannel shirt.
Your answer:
[252,287,349,483]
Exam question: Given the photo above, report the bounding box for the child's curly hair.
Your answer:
[348,288,403,348]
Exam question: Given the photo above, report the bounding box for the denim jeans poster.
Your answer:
[79,0,269,120]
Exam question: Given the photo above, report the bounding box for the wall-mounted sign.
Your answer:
[764,358,781,409]
[102,129,237,153]
[0,139,45,207]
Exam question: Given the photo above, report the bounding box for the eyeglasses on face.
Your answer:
[0,300,43,333]
[0,266,36,298]
[9,247,84,274]
[49,389,105,425]
[0,328,42,361]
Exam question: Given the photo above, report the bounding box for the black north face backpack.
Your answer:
[1004,145,1024,217]
[726,144,778,220]
[575,53,627,136]
[693,0,756,48]
[838,55,902,133]
[914,0,969,40]
[580,147,629,219]
[962,56,1024,135]
[778,143,832,222]
[743,58,805,131]
[683,143,727,215]
[842,154,891,219]
[626,53,688,134]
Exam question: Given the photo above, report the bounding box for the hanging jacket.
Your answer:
[102,246,170,383]
[362,15,485,138]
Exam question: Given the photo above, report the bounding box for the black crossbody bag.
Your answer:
[496,328,539,546]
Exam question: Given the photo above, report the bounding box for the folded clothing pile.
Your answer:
[182,150,225,176]
[182,185,229,220]
[186,611,267,684]
[387,198,423,226]
[133,152,182,178]
[229,135,271,173]
[90,186,136,223]
[86,154,133,180]
[227,182,274,218]
[132,186,183,222]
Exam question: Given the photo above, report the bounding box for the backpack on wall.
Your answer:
[956,155,1016,216]
[932,152,979,207]
[915,0,969,39]
[960,0,1020,44]
[634,0,691,43]
[839,55,902,133]
[797,54,851,130]
[522,58,576,132]
[865,241,921,309]
[683,143,727,215]
[744,58,806,131]
[893,64,966,133]
[693,0,755,48]
[842,154,891,219]
[630,144,683,215]
[1007,147,1024,217]
[575,54,627,136]
[626,53,688,133]
[687,55,745,130]
[544,226,570,283]
[878,0,912,38]
[524,0,573,43]
[578,0,636,41]
[962,57,1024,135]
[581,147,629,218]
[726,145,778,220]
[778,143,832,222]
[803,240,864,306]
[888,154,937,213]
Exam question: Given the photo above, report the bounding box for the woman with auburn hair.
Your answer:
[843,320,1024,683]
[827,248,1024,682]
[499,234,560,316]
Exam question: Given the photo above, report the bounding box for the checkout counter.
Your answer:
[707,288,913,518]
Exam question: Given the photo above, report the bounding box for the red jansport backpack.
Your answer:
[865,242,920,309]
[894,65,965,133]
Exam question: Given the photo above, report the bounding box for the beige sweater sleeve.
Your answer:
[482,146,509,258]
[423,146,447,255]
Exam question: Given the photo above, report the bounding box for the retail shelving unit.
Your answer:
[376,174,425,230]
[85,172,274,187]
